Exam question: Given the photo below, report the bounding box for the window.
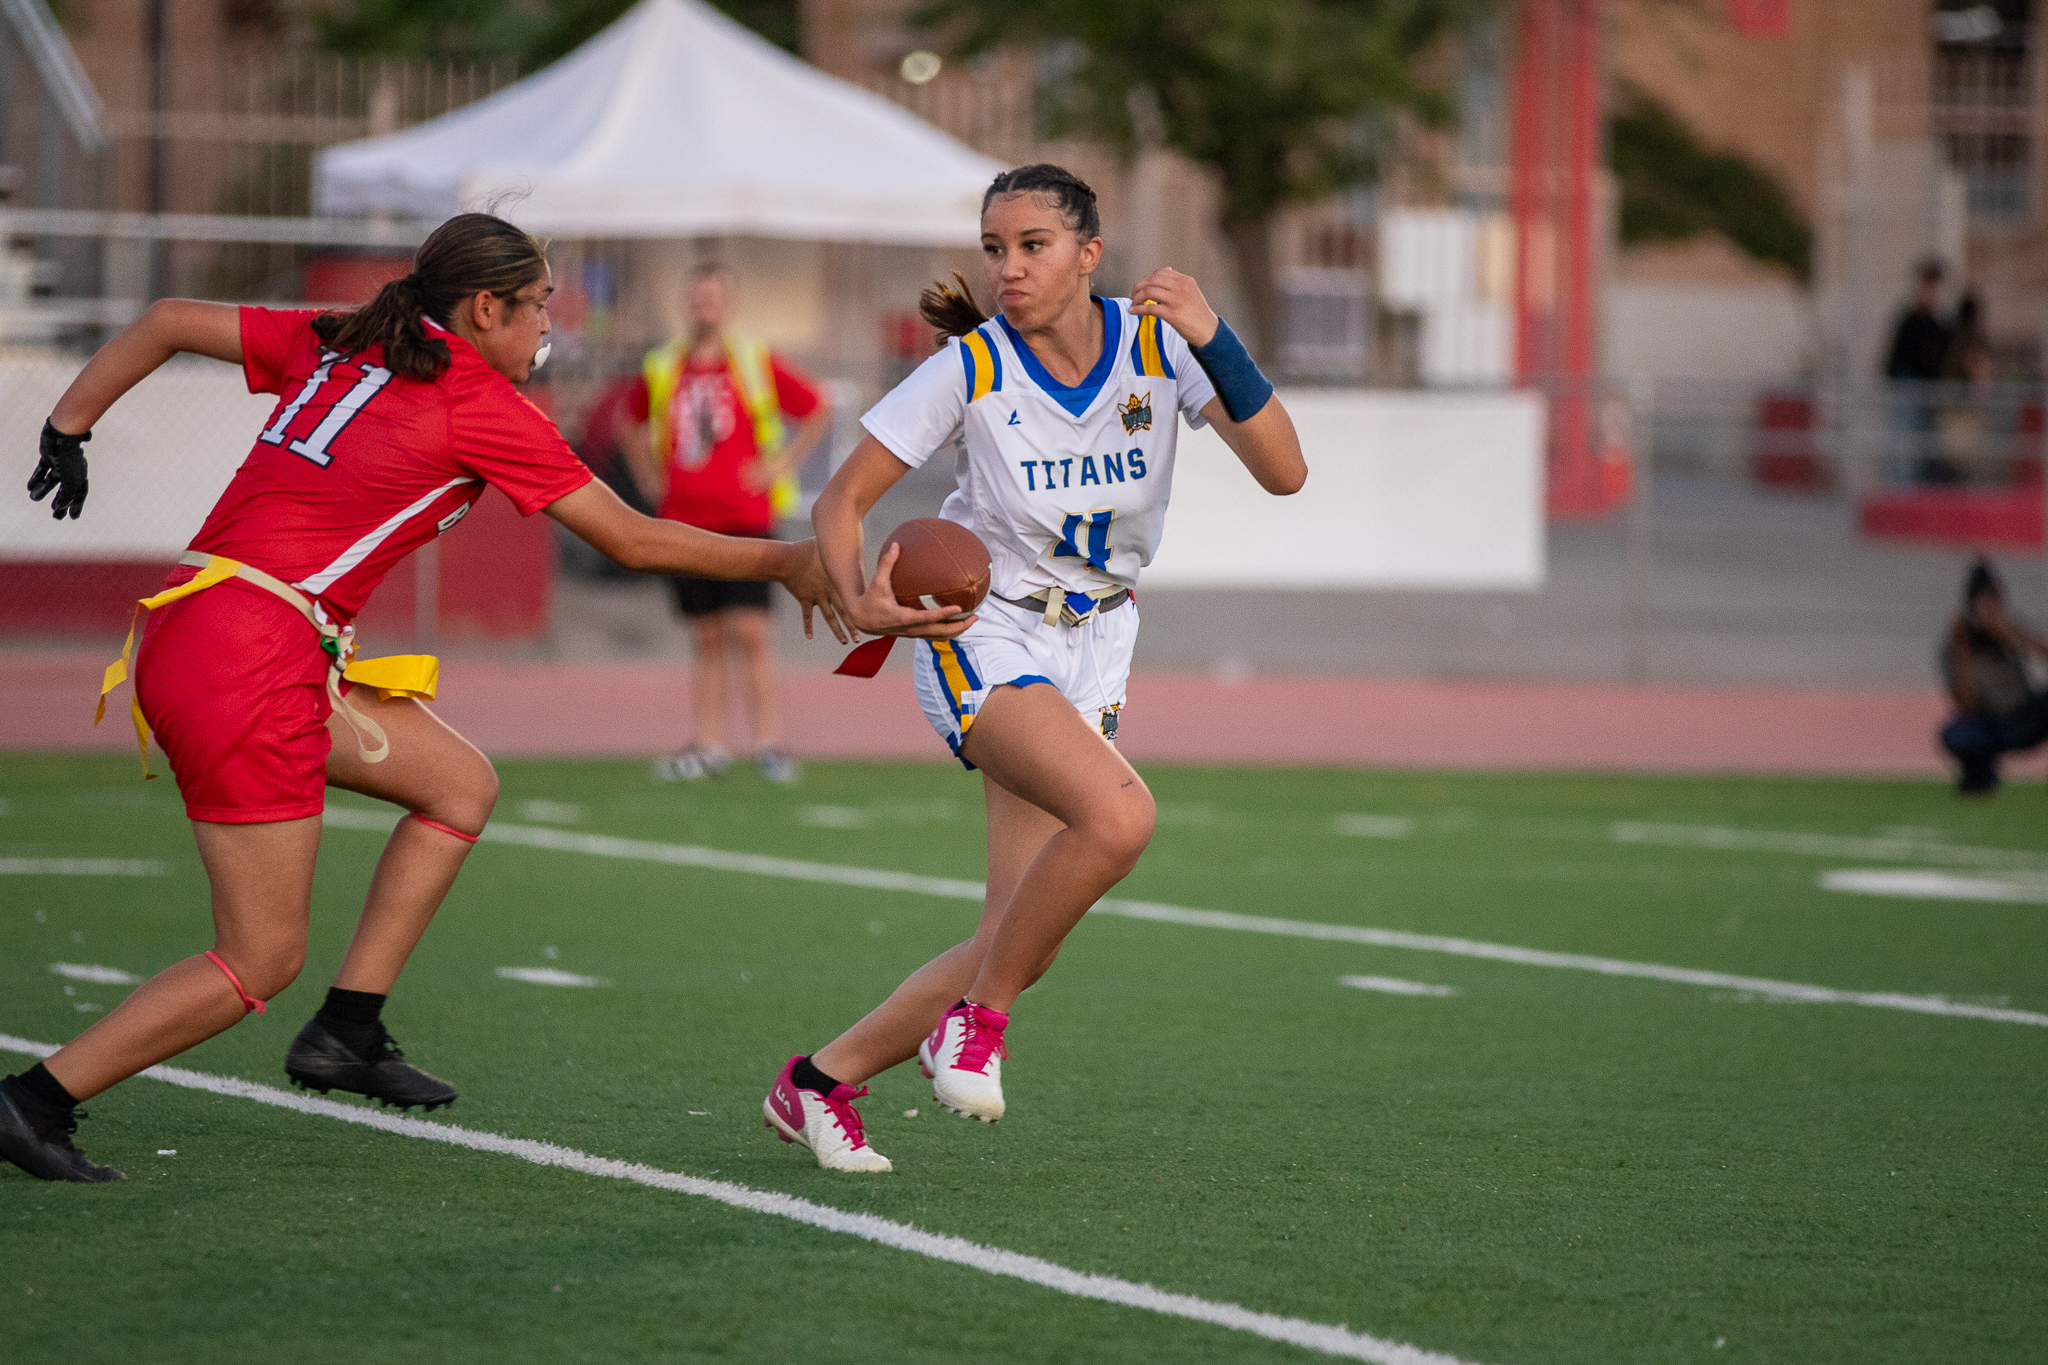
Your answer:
[1932,7,2035,221]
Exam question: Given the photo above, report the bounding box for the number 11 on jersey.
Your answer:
[258,350,394,468]
[1053,510,1114,571]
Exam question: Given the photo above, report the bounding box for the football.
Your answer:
[882,517,991,616]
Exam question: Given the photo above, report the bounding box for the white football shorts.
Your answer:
[911,594,1138,767]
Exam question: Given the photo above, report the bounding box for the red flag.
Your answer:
[833,636,898,678]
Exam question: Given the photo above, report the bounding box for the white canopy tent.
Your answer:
[313,0,1002,245]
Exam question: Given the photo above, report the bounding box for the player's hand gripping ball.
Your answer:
[881,518,990,617]
[28,419,90,520]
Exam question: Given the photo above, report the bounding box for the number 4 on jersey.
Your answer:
[258,350,394,468]
[1053,510,1114,571]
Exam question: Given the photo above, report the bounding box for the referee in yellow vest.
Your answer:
[627,263,834,782]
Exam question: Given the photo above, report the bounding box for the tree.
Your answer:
[1609,86,1811,283]
[921,0,1499,361]
[316,0,800,69]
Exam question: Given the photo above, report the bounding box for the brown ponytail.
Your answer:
[311,212,548,381]
[918,271,988,345]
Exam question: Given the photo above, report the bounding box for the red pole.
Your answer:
[1512,0,1624,517]
[1509,0,1554,388]
[1559,0,1602,514]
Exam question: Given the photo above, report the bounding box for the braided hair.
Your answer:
[985,163,1100,239]
[918,164,1101,342]
[310,213,548,381]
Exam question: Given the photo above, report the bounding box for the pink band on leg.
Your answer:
[204,950,266,1016]
[410,813,480,844]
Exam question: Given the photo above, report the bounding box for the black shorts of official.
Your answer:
[666,530,776,617]
[668,575,773,617]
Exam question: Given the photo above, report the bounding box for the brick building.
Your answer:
[1609,0,2042,388]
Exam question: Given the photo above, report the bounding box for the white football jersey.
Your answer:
[862,297,1217,603]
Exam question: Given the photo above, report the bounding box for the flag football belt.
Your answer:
[832,587,1129,677]
[96,550,440,779]
[996,587,1132,628]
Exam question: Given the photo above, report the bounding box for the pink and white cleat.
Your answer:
[922,1000,1008,1122]
[763,1056,892,1172]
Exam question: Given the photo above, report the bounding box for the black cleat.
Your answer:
[285,1018,458,1111]
[0,1081,124,1183]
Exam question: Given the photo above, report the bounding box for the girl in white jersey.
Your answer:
[763,165,1305,1171]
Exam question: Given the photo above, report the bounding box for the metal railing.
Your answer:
[1637,377,2048,491]
[0,51,518,328]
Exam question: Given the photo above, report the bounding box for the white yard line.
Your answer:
[323,806,988,901]
[319,807,2048,1029]
[48,963,143,985]
[1088,899,2048,1028]
[0,858,164,876]
[1334,816,1416,839]
[1340,976,1460,998]
[0,1033,1481,1365]
[494,967,608,988]
[1608,822,2048,871]
[1818,869,2048,905]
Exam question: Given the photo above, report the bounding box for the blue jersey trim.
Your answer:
[997,297,1122,419]
[954,641,985,692]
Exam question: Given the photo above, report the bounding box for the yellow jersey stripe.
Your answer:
[933,641,978,732]
[962,332,997,403]
[1137,315,1167,377]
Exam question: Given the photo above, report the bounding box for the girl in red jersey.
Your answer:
[1,213,880,1183]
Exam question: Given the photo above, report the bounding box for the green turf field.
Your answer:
[3,752,2045,1364]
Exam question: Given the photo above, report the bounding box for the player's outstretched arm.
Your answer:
[49,300,243,436]
[27,301,245,520]
[545,479,849,642]
[814,435,974,641]
[1130,268,1305,496]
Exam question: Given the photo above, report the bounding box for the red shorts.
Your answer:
[133,575,334,824]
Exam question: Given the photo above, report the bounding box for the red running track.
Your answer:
[0,649,1978,777]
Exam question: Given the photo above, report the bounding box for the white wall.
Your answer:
[0,358,274,560]
[0,366,1548,593]
[1144,388,1546,590]
[1604,281,1814,385]
[1379,207,1515,386]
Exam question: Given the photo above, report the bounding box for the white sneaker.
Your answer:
[756,748,802,784]
[762,1056,892,1172]
[653,745,730,782]
[922,1000,1008,1123]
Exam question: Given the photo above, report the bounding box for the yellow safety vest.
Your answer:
[642,335,800,519]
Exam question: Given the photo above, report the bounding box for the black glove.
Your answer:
[27,419,89,520]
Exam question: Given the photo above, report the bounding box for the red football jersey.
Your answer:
[625,348,822,535]
[182,308,593,624]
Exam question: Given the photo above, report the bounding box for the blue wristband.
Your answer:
[1188,318,1274,423]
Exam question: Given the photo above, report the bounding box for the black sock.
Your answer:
[790,1055,843,1095]
[10,1063,78,1113]
[315,988,387,1051]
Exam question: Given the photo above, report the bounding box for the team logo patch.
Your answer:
[1117,391,1153,434]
